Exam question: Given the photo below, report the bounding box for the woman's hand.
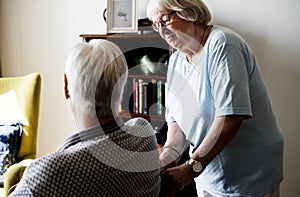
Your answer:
[162,162,195,196]
[159,147,180,170]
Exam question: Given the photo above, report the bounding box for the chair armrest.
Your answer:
[3,159,34,197]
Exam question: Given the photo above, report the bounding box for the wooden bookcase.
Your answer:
[80,33,171,144]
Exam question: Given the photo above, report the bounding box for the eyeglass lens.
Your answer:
[152,13,172,32]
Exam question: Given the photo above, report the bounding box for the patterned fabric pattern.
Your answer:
[10,118,160,196]
[0,122,22,185]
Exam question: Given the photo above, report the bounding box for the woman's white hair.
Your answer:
[147,0,211,25]
[65,39,128,119]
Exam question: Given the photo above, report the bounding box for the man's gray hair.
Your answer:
[65,39,128,119]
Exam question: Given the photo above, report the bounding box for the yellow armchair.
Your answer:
[0,73,41,197]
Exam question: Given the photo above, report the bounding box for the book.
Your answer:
[157,80,162,115]
[134,78,139,113]
[138,79,143,114]
[130,77,166,116]
[151,79,157,105]
[143,82,148,114]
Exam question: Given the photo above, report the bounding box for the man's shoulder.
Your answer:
[30,146,89,171]
[125,117,148,124]
[123,118,159,140]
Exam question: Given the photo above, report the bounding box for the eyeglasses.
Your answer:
[152,11,176,32]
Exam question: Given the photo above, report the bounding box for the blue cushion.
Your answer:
[0,122,22,186]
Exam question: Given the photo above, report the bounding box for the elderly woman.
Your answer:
[147,0,284,197]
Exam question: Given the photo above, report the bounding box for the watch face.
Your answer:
[192,161,202,173]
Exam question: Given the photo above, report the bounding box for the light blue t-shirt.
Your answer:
[165,26,284,196]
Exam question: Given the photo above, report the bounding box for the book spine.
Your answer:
[134,79,139,113]
[147,82,153,114]
[157,80,162,115]
[143,82,148,114]
[139,79,143,114]
[151,79,157,107]
[132,78,135,113]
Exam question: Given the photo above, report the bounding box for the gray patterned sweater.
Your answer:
[10,118,160,197]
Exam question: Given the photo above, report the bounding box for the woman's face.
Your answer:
[152,10,196,52]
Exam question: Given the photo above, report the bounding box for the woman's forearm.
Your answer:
[159,122,189,167]
[192,115,245,167]
[164,122,189,155]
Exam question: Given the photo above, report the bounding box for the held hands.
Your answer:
[159,146,181,170]
[159,146,195,196]
[163,163,195,191]
[159,146,181,197]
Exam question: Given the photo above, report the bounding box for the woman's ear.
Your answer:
[64,73,70,100]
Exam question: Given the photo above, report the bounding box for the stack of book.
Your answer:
[132,78,166,116]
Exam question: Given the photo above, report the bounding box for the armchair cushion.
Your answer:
[0,72,41,197]
[0,122,22,186]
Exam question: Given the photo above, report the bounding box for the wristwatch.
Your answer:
[187,158,203,174]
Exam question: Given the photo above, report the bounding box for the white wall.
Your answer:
[1,0,299,196]
[0,0,107,155]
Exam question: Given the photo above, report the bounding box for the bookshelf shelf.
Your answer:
[80,33,162,42]
[128,74,166,81]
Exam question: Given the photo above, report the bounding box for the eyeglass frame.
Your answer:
[152,11,177,32]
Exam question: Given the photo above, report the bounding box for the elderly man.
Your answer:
[9,39,161,196]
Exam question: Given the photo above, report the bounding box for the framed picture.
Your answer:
[107,0,137,33]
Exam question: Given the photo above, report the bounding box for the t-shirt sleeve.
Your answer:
[208,42,253,117]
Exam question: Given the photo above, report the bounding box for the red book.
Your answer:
[138,79,143,114]
[134,79,139,113]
